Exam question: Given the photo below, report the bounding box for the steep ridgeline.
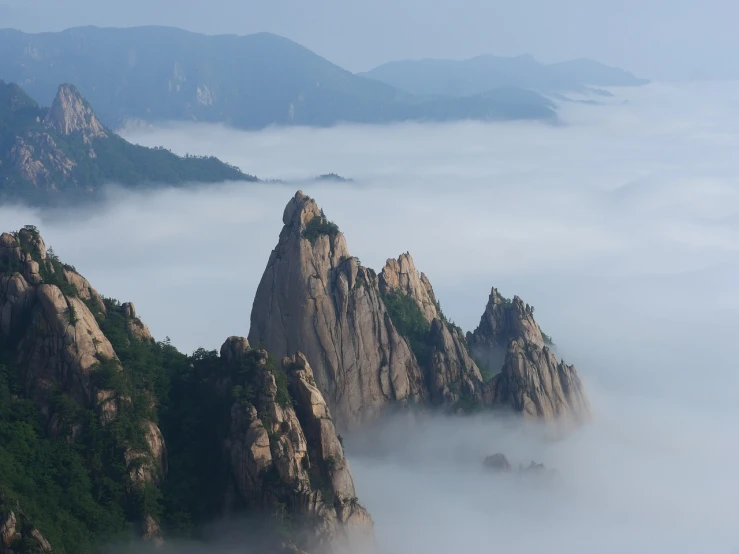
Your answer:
[249,191,591,430]
[0,81,253,204]
[0,226,373,554]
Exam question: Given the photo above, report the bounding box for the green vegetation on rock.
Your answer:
[302,210,340,245]
[381,289,432,366]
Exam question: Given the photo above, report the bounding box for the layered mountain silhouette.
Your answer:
[0,26,557,129]
[361,54,648,97]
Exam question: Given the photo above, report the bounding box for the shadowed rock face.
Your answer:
[248,191,426,431]
[466,288,544,373]
[219,339,374,554]
[483,339,591,424]
[468,288,591,424]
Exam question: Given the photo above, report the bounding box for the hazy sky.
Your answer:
[0,0,736,80]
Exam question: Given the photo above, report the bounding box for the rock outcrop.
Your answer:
[467,288,544,372]
[466,287,591,423]
[44,84,108,145]
[0,507,52,553]
[2,84,107,191]
[379,253,439,323]
[218,339,374,553]
[249,191,426,430]
[121,302,153,341]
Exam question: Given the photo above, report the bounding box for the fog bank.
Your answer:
[2,81,739,551]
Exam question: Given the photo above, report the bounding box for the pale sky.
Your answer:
[0,0,736,80]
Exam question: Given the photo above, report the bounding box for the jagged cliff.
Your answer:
[248,192,427,431]
[0,225,374,554]
[250,191,591,426]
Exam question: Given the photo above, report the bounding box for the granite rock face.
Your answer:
[45,84,108,144]
[379,253,439,323]
[248,191,426,431]
[4,84,109,191]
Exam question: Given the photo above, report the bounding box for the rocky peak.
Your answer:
[466,287,545,375]
[379,253,439,323]
[44,84,107,143]
[468,288,544,349]
[249,191,425,430]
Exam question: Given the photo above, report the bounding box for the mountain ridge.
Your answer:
[0,26,557,129]
[360,53,648,98]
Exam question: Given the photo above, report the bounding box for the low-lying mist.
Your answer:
[3,80,739,551]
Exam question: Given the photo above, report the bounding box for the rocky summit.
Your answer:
[248,192,427,431]
[249,191,592,429]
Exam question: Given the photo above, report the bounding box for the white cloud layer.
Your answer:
[3,80,739,552]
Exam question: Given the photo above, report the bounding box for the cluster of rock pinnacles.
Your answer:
[0,191,590,553]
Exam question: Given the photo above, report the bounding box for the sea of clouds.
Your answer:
[3,80,739,552]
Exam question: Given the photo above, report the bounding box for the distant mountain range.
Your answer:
[360,54,648,97]
[0,80,253,203]
[0,26,557,129]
